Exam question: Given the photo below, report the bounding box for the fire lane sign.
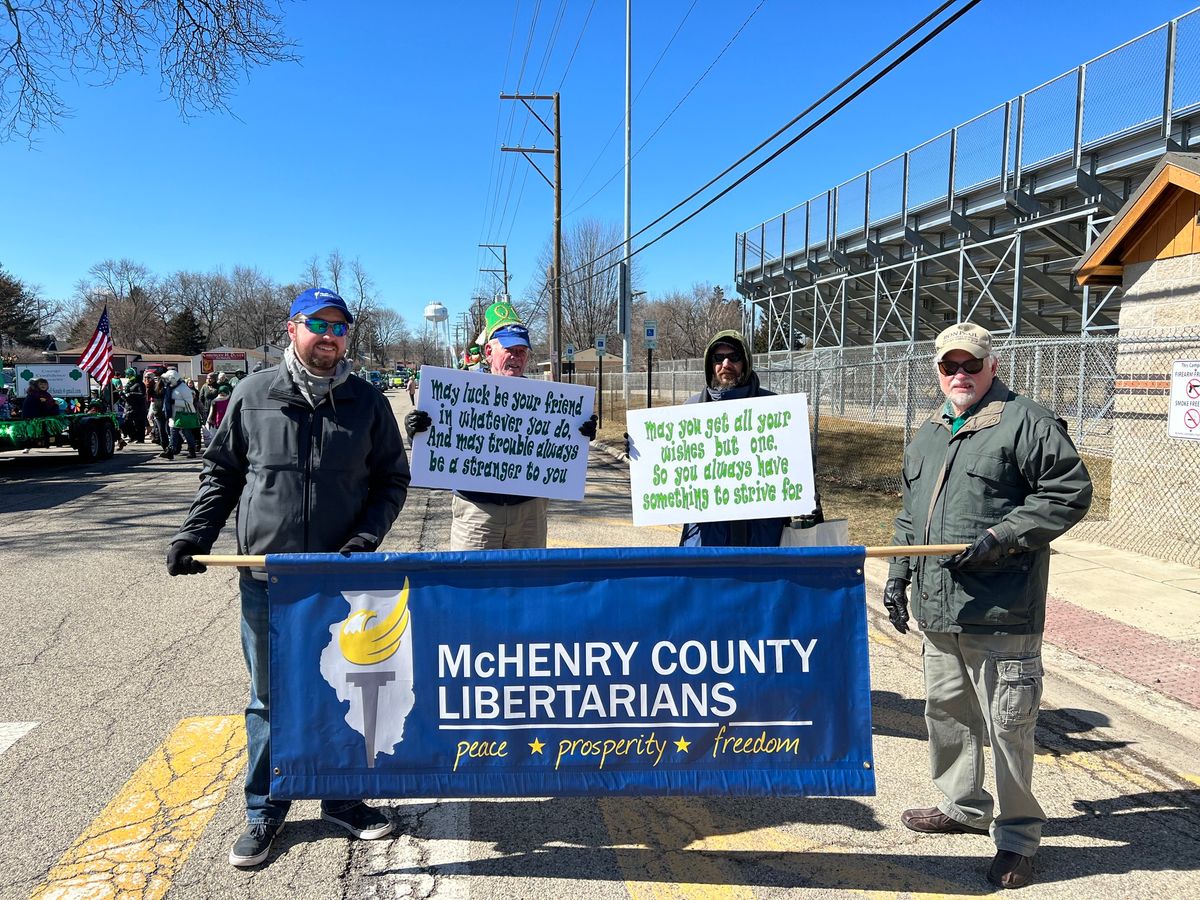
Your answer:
[1169,360,1200,440]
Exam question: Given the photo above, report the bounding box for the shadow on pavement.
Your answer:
[349,789,1199,889]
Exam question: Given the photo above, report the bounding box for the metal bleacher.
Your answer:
[734,8,1200,348]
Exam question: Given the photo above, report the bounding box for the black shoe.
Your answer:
[901,807,990,835]
[987,850,1034,889]
[229,820,283,867]
[158,451,174,460]
[320,802,393,839]
[188,450,197,458]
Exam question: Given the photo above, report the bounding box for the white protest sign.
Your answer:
[410,366,596,500]
[15,364,91,398]
[1169,359,1200,441]
[626,393,816,527]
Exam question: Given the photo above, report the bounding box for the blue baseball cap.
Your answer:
[290,287,354,324]
[491,324,530,349]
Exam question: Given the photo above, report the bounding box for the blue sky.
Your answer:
[2,0,1195,332]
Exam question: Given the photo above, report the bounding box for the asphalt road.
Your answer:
[1,390,1198,899]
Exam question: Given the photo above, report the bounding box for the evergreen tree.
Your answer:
[165,308,207,355]
[0,267,39,347]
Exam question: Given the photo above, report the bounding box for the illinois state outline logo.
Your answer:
[318,578,415,767]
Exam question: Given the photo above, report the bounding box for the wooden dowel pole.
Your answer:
[863,544,968,558]
[194,555,267,567]
[192,545,967,567]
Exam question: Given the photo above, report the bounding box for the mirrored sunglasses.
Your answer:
[301,317,349,337]
[712,351,744,365]
[937,357,986,376]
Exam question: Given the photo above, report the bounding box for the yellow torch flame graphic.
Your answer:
[338,578,410,665]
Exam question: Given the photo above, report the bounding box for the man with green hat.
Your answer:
[405,300,596,549]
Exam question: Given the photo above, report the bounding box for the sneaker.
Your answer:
[229,820,283,867]
[320,802,393,839]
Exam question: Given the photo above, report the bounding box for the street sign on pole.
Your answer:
[565,343,575,361]
[596,335,607,357]
[644,319,657,351]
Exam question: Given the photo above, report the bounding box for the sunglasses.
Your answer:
[300,317,350,337]
[937,357,986,376]
[712,351,744,365]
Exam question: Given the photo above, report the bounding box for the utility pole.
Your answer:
[500,92,563,381]
[479,243,510,299]
[620,0,633,407]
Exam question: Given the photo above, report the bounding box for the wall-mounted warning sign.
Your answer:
[1168,360,1200,441]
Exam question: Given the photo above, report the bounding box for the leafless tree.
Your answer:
[524,218,643,353]
[364,307,408,366]
[222,265,288,349]
[344,256,377,360]
[161,269,229,346]
[299,254,323,290]
[75,259,167,351]
[325,250,345,295]
[638,283,741,361]
[1,0,297,142]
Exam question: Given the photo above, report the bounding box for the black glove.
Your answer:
[882,577,910,634]
[794,492,825,528]
[167,539,207,576]
[578,414,598,440]
[404,409,431,439]
[941,531,1005,570]
[622,432,632,457]
[339,535,377,556]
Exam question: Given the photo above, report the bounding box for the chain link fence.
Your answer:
[588,331,1200,567]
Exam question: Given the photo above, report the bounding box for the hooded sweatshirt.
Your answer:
[691,330,766,402]
[681,329,788,547]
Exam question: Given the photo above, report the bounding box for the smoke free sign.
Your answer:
[627,394,816,527]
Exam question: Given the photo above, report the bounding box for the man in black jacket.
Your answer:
[166,287,410,867]
[679,329,789,547]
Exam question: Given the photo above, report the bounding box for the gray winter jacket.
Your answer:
[173,361,410,573]
[889,377,1092,634]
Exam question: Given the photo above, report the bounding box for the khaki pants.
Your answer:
[450,495,548,550]
[922,630,1045,857]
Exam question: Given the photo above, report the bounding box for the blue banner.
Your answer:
[267,546,874,799]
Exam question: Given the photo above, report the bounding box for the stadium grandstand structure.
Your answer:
[735,8,1200,347]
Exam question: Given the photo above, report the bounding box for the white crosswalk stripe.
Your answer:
[0,722,37,755]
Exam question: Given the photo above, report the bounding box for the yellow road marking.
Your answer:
[599,798,753,900]
[31,716,245,900]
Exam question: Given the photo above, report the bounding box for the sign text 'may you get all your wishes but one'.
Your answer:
[626,393,817,527]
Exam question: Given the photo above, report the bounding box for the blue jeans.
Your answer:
[239,575,359,823]
[169,427,199,455]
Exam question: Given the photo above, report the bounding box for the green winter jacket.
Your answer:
[888,377,1092,634]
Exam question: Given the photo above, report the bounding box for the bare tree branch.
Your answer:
[1,0,297,141]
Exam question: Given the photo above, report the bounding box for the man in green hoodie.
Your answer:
[885,323,1092,890]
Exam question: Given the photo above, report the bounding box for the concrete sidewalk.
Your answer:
[1042,537,1200,710]
[863,535,1200,712]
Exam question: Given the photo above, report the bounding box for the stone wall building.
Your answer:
[1075,153,1200,566]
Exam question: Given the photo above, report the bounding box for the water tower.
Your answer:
[423,301,453,367]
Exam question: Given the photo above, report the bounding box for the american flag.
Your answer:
[77,307,114,386]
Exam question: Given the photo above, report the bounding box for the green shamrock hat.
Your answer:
[483,300,524,341]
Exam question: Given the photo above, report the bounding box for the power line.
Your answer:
[531,0,570,91]
[570,0,701,208]
[565,0,981,287]
[477,1,526,255]
[557,0,599,90]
